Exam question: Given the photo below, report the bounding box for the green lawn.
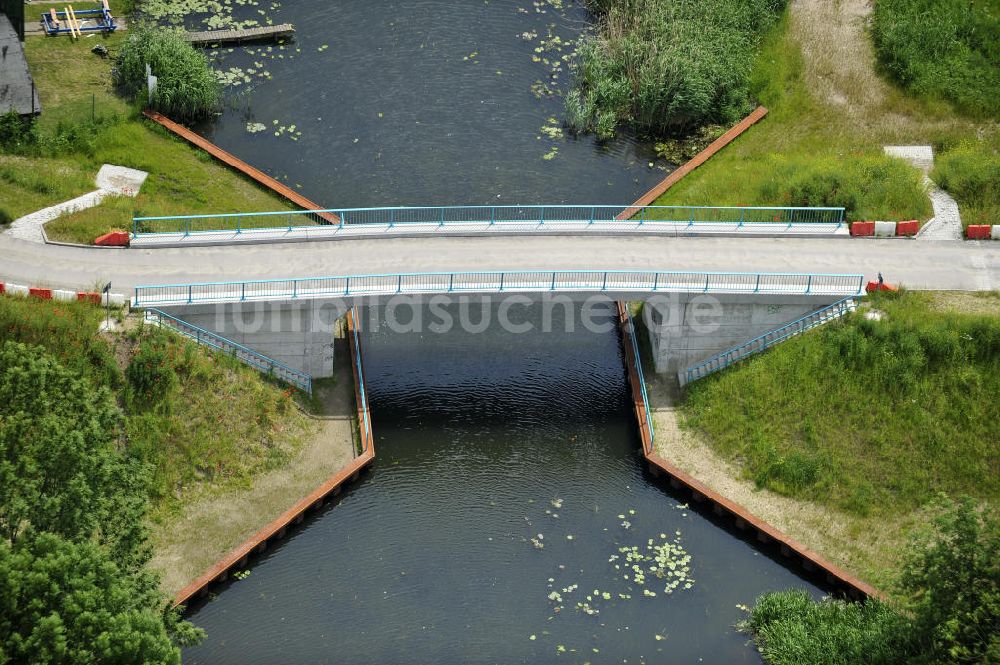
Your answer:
[680,291,1000,519]
[1,33,297,242]
[652,8,996,223]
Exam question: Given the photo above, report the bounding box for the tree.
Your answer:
[899,496,1000,664]
[0,342,145,562]
[0,532,202,665]
[743,497,999,665]
[0,342,203,658]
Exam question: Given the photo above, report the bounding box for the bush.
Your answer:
[127,340,178,408]
[757,155,930,221]
[872,0,999,118]
[743,498,999,665]
[932,140,1000,228]
[744,590,910,665]
[569,0,787,138]
[114,25,221,120]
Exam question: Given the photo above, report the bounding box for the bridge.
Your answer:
[1,211,996,386]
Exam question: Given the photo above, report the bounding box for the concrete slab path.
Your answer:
[6,164,147,243]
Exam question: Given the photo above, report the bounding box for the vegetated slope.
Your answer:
[932,138,1000,228]
[653,0,995,224]
[0,296,310,513]
[567,0,788,138]
[681,291,1000,517]
[872,0,999,118]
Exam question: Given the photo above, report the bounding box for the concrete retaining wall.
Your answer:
[644,293,844,375]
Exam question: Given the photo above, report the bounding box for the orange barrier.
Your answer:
[895,220,918,236]
[0,283,4,295]
[850,221,875,237]
[967,225,991,240]
[142,110,340,225]
[173,312,375,608]
[94,231,130,246]
[866,281,898,293]
[29,287,52,299]
[615,302,880,601]
[77,292,102,304]
[617,106,769,220]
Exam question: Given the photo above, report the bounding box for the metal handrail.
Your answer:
[624,309,655,453]
[349,308,371,454]
[143,308,312,394]
[680,297,857,386]
[131,204,846,237]
[133,270,865,307]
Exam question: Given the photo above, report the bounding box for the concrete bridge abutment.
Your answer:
[641,293,845,375]
[159,300,345,379]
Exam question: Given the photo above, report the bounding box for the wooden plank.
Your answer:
[184,23,294,45]
[616,106,769,220]
[142,110,339,224]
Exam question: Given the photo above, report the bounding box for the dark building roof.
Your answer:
[0,14,41,116]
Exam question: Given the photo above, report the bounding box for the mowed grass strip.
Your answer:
[680,291,1000,518]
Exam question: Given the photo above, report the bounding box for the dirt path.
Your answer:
[649,378,910,592]
[150,349,357,597]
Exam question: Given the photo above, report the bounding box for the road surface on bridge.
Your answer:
[1,234,996,294]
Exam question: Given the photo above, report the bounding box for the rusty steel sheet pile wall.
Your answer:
[173,310,374,607]
[614,301,880,601]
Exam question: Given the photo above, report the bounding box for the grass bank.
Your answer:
[1,32,297,242]
[652,0,997,223]
[871,0,999,119]
[670,291,999,587]
[0,294,355,594]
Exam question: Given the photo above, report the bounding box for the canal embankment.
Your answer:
[628,291,1000,593]
[149,345,357,597]
[170,310,375,607]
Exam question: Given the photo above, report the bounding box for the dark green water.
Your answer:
[190,0,668,207]
[182,303,823,664]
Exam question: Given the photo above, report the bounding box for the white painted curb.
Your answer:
[874,221,897,237]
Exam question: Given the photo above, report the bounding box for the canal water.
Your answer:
[183,302,823,664]
[184,0,667,207]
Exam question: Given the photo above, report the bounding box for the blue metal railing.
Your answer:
[143,308,313,394]
[349,308,371,454]
[623,307,655,454]
[133,270,865,307]
[679,296,858,386]
[131,204,846,237]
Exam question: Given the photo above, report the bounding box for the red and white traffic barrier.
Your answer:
[966,225,1000,240]
[0,281,128,308]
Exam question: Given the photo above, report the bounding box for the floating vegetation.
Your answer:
[542,146,559,161]
[233,569,251,580]
[245,121,267,133]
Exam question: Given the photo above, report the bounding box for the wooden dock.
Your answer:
[184,23,294,46]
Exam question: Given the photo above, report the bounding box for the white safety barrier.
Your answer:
[874,221,897,237]
[53,289,77,302]
[992,225,1000,240]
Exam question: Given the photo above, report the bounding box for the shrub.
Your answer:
[743,498,999,665]
[744,590,910,665]
[932,140,1000,228]
[569,0,787,138]
[126,340,177,408]
[872,0,999,118]
[757,155,929,221]
[114,25,221,120]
